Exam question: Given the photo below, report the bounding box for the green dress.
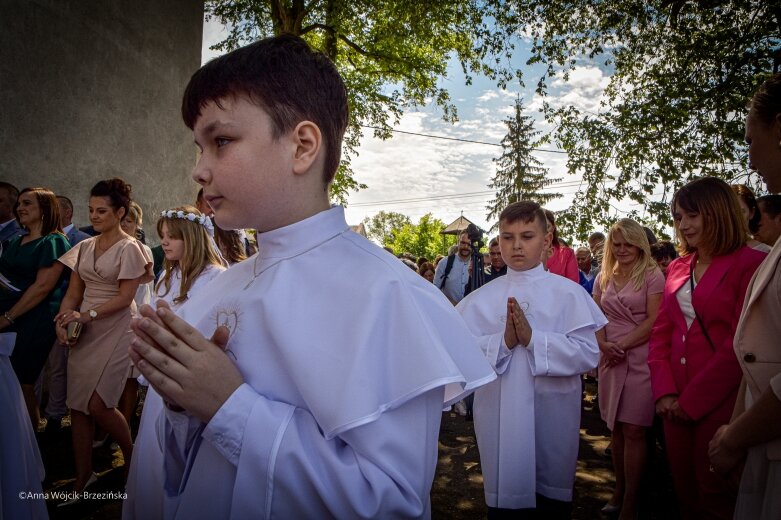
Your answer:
[0,233,70,384]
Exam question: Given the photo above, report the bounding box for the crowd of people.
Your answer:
[1,33,779,520]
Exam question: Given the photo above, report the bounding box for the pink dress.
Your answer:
[595,268,664,430]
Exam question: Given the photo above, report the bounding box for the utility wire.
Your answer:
[360,125,568,154]
[349,180,586,208]
[360,125,745,165]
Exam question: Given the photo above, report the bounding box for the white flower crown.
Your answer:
[160,210,214,237]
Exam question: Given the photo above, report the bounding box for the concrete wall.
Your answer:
[0,1,204,242]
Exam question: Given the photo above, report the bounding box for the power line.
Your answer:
[349,180,585,208]
[360,125,746,166]
[360,125,569,154]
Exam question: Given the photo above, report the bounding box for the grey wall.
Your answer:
[0,0,204,243]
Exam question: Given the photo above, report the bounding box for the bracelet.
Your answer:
[3,312,13,324]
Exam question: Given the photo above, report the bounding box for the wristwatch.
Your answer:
[88,309,98,321]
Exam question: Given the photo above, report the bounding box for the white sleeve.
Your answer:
[167,383,443,518]
[475,331,513,374]
[525,326,599,376]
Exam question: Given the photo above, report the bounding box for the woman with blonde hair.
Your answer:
[593,218,665,519]
[648,177,766,519]
[155,205,226,306]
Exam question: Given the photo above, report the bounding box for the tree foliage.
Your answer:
[386,213,455,259]
[486,96,562,230]
[511,0,780,239]
[363,211,454,258]
[362,210,410,245]
[206,0,518,203]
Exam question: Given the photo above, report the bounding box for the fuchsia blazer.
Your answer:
[648,246,766,423]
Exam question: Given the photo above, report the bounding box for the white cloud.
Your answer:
[548,66,610,114]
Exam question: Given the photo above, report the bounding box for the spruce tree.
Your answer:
[486,97,561,229]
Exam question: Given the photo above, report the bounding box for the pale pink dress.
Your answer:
[58,237,153,413]
[595,267,664,430]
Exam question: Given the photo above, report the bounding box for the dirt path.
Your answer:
[40,384,679,519]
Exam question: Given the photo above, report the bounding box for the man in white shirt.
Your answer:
[433,232,472,305]
[125,34,495,520]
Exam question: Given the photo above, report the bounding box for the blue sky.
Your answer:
[202,17,620,241]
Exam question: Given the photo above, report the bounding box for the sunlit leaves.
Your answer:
[206,0,519,203]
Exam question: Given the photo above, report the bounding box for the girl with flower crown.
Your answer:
[154,205,225,309]
[125,205,226,512]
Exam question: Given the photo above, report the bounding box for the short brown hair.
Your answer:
[671,177,747,257]
[499,201,548,233]
[16,187,63,236]
[418,261,435,277]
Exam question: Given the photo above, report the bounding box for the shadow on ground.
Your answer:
[39,382,679,519]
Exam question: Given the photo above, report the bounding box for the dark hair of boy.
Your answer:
[181,34,349,185]
[499,201,548,232]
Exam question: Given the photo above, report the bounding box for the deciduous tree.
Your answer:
[512,0,779,238]
[362,210,410,246]
[207,0,518,203]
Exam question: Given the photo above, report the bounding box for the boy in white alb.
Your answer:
[457,201,606,519]
[124,34,495,519]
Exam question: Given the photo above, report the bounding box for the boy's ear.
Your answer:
[291,121,322,176]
